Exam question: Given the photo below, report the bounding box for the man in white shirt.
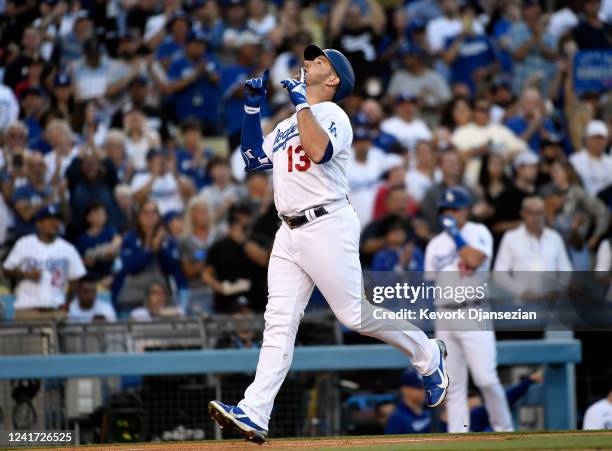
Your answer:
[425,186,513,433]
[3,205,86,320]
[0,83,19,130]
[493,196,572,300]
[583,374,612,430]
[570,120,612,196]
[346,127,386,227]
[68,276,117,323]
[380,91,432,152]
[131,148,194,215]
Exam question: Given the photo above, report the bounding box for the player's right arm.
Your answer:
[240,69,272,172]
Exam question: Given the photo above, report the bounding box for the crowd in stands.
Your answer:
[0,0,611,323]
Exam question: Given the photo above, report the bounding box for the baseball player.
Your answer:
[424,187,513,433]
[208,45,448,444]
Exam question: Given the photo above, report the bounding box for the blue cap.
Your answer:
[169,10,191,26]
[304,44,355,102]
[220,0,246,6]
[54,72,71,87]
[187,30,207,43]
[36,204,62,221]
[146,148,167,161]
[398,41,426,57]
[193,0,208,7]
[396,90,418,104]
[438,186,472,210]
[22,86,46,98]
[354,127,371,141]
[162,210,181,225]
[399,368,424,388]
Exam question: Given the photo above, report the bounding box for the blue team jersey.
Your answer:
[175,148,215,190]
[371,246,425,272]
[444,34,496,95]
[156,37,185,63]
[505,115,557,152]
[385,402,432,434]
[168,55,221,125]
[76,225,117,279]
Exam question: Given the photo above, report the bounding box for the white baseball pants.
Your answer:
[436,328,513,432]
[238,203,439,429]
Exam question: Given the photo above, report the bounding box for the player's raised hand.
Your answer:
[244,68,269,109]
[281,68,308,110]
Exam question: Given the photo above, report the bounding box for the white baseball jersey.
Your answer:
[3,234,86,309]
[425,222,493,274]
[261,101,353,215]
[583,398,612,430]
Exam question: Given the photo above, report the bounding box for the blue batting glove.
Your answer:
[244,68,269,109]
[440,215,467,250]
[281,68,309,111]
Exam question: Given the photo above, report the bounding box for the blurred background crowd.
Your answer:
[0,0,611,323]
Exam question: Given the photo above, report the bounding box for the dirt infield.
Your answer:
[21,431,612,451]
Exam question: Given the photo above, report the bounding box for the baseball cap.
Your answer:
[585,120,609,139]
[438,186,472,210]
[353,127,371,141]
[74,10,91,22]
[162,210,181,225]
[396,90,418,104]
[234,31,261,48]
[54,72,71,87]
[513,151,539,169]
[352,112,372,127]
[168,10,191,26]
[187,30,208,43]
[21,86,46,98]
[398,41,426,58]
[36,204,62,222]
[541,134,562,148]
[220,0,246,6]
[399,368,424,389]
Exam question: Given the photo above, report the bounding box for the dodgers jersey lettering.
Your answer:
[261,102,353,215]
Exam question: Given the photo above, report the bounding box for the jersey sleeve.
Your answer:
[315,104,353,162]
[3,239,24,270]
[261,127,276,159]
[67,244,87,280]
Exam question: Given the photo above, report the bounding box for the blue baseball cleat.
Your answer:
[208,400,268,444]
[423,339,449,408]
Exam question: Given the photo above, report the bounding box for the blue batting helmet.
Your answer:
[304,44,355,102]
[438,186,472,210]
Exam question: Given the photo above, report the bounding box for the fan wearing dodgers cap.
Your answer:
[209,44,449,444]
[385,368,432,434]
[3,205,86,319]
[569,120,612,196]
[424,186,513,433]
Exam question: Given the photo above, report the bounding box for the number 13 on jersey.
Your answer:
[287,145,311,172]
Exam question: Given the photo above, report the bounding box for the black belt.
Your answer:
[280,206,328,229]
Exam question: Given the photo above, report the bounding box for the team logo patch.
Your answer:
[328,122,337,138]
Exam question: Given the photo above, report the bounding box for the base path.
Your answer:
[19,431,612,451]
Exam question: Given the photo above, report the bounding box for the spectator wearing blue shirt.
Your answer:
[156,11,191,71]
[176,118,215,190]
[112,200,182,313]
[19,87,46,150]
[76,202,122,282]
[191,0,226,51]
[371,218,425,272]
[385,368,431,434]
[442,5,497,96]
[506,0,558,95]
[505,87,557,152]
[167,30,221,134]
[220,31,270,149]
